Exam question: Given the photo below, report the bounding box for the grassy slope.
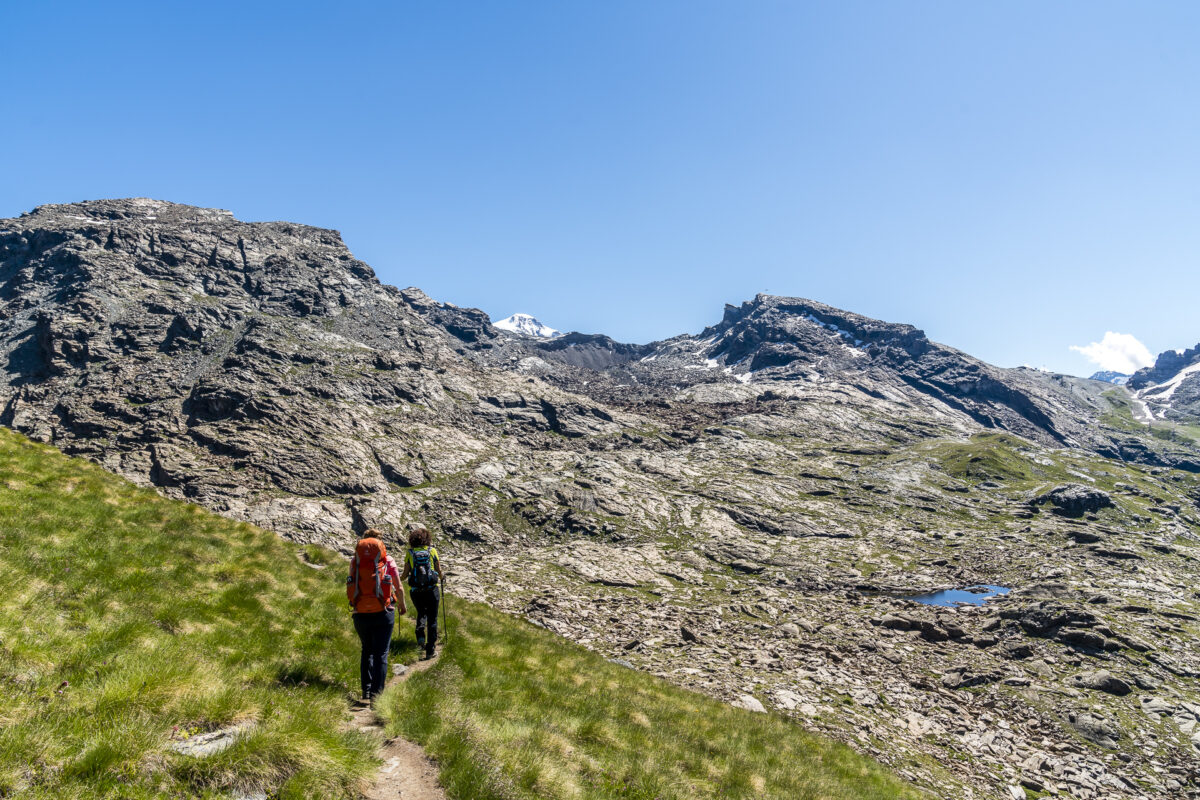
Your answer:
[0,427,924,800]
[0,428,380,799]
[378,601,926,800]
[1100,389,1200,444]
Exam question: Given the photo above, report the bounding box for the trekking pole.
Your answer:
[441,573,449,646]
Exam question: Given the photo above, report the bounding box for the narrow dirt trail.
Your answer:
[348,654,447,800]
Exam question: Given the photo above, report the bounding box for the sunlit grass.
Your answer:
[377,601,926,800]
[0,428,380,798]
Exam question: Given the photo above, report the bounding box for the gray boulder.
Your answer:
[1069,670,1132,696]
[1065,711,1123,748]
[1029,484,1114,517]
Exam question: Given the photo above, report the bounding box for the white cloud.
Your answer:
[1070,332,1154,374]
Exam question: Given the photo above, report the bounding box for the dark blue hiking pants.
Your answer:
[352,608,395,699]
[410,586,440,654]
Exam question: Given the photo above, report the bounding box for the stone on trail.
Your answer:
[167,721,254,758]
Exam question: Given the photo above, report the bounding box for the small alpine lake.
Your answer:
[904,585,1011,607]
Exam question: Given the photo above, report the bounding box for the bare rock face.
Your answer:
[1128,344,1200,392]
[0,199,631,543]
[3,200,1200,799]
[1067,710,1124,748]
[1128,343,1200,422]
[1030,484,1115,517]
[1070,670,1133,696]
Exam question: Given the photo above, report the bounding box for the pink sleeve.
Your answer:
[386,555,402,587]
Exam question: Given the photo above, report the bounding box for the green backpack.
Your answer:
[408,548,438,589]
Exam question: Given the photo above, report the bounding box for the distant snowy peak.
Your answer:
[1089,371,1130,385]
[493,313,562,339]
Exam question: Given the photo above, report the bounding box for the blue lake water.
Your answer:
[905,585,1011,607]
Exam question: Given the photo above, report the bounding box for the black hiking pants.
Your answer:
[410,585,440,654]
[352,607,395,699]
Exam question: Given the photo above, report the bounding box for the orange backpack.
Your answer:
[346,537,394,613]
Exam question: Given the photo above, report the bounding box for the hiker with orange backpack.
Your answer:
[399,525,441,660]
[346,529,405,705]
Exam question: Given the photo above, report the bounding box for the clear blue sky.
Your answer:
[3,1,1199,376]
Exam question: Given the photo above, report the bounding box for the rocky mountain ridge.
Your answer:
[1128,345,1200,422]
[2,200,1198,799]
[423,290,1200,473]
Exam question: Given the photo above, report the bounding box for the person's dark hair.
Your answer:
[408,525,431,548]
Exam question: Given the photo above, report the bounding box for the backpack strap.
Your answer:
[349,554,360,604]
[374,553,383,601]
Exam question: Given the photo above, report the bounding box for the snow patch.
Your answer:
[1131,397,1155,424]
[803,314,867,350]
[722,365,754,384]
[1139,360,1200,406]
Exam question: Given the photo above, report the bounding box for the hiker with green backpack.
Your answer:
[400,524,442,660]
[346,529,405,705]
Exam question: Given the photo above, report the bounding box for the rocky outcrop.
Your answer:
[1128,344,1200,422]
[0,199,636,541]
[1128,344,1200,390]
[1030,484,1115,517]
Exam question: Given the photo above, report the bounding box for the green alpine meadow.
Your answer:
[0,427,926,799]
